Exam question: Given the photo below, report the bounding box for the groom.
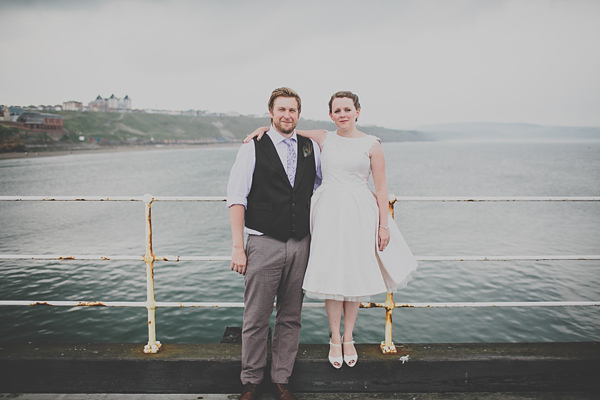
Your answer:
[227,87,321,400]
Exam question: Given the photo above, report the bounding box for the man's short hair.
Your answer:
[268,87,302,115]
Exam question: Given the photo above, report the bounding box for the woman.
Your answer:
[246,91,418,369]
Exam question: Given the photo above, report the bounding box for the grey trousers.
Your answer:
[241,234,310,385]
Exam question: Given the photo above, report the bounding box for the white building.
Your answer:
[88,94,132,112]
[63,101,83,111]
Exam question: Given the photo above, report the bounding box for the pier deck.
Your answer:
[0,392,597,399]
[0,342,598,396]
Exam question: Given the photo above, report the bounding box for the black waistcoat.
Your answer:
[246,134,316,242]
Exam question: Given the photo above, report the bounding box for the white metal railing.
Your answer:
[0,195,599,354]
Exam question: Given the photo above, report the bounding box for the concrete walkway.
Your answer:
[2,342,599,394]
[0,393,597,400]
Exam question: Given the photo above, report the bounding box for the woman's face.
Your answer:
[329,97,360,129]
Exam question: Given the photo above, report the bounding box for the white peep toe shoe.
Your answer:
[343,337,358,367]
[328,340,343,369]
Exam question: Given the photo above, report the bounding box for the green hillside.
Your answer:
[56,111,426,143]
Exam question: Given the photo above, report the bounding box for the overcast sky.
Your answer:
[1,0,599,130]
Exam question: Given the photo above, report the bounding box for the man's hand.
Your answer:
[231,246,247,275]
[229,204,246,275]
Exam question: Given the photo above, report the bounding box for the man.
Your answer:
[227,87,321,400]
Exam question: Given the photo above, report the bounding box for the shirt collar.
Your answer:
[267,125,297,145]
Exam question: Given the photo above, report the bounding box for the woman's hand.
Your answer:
[378,226,390,251]
[243,126,269,143]
[231,247,247,275]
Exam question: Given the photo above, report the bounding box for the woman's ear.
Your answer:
[355,108,361,122]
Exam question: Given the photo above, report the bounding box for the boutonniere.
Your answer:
[302,141,312,158]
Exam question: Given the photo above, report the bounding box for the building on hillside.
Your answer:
[63,101,83,111]
[88,95,106,112]
[17,112,64,130]
[9,106,23,121]
[17,112,44,128]
[41,113,64,130]
[0,105,11,121]
[33,105,62,111]
[106,94,119,111]
[121,95,132,110]
[88,94,132,112]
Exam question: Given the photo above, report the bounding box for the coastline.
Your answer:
[0,142,241,160]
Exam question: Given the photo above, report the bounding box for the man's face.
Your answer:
[270,96,300,135]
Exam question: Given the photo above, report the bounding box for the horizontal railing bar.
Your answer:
[1,300,598,308]
[0,255,145,261]
[1,254,599,262]
[0,254,231,261]
[419,255,600,261]
[152,196,226,202]
[0,196,146,202]
[163,301,600,308]
[155,302,246,308]
[0,195,227,202]
[1,196,599,202]
[0,300,147,307]
[391,301,600,308]
[393,196,600,202]
[156,255,231,262]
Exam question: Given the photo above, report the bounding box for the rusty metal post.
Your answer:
[388,195,396,219]
[380,292,397,354]
[380,195,398,354]
[143,194,161,354]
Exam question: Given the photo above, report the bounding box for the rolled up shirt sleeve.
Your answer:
[226,141,255,209]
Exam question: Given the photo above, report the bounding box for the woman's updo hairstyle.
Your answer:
[328,91,361,113]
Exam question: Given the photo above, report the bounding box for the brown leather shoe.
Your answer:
[272,383,297,400]
[239,383,260,400]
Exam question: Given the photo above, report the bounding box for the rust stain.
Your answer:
[380,342,398,354]
[31,301,51,306]
[58,256,76,260]
[77,301,105,306]
[388,199,396,219]
[101,257,109,260]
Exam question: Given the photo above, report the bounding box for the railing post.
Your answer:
[143,193,161,354]
[380,195,398,354]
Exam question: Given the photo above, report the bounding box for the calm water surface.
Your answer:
[0,140,599,344]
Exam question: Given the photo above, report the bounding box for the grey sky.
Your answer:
[1,0,599,129]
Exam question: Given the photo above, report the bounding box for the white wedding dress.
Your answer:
[302,131,418,302]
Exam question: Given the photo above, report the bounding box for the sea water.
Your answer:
[0,140,599,344]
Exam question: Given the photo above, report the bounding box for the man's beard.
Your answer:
[273,119,297,134]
